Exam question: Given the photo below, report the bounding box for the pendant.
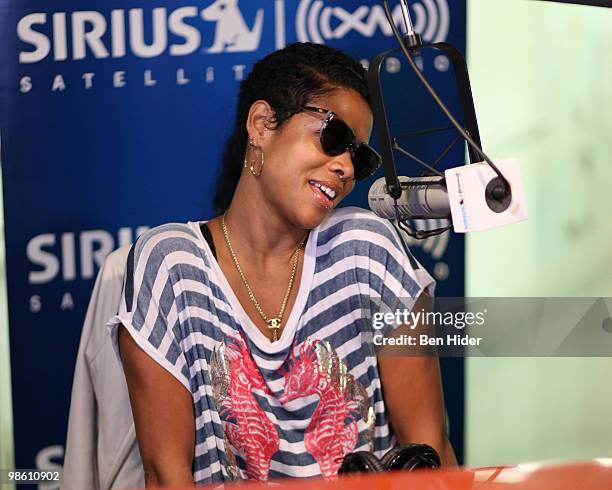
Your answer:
[267,318,281,342]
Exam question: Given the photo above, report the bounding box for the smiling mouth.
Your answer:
[308,180,337,201]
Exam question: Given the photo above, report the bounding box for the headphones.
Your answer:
[338,444,441,475]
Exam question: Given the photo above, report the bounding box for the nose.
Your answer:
[329,150,355,183]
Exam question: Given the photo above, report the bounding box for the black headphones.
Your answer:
[338,444,441,475]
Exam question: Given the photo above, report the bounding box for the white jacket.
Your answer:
[62,246,144,490]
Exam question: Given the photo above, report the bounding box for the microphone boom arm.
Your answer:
[368,1,513,239]
[368,43,484,197]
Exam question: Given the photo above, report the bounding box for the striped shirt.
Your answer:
[109,206,434,483]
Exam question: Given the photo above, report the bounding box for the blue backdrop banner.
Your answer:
[0,0,466,479]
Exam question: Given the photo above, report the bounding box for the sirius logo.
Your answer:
[295,0,449,45]
[16,1,450,92]
[17,1,451,64]
[26,226,148,284]
[16,2,266,64]
[36,445,63,490]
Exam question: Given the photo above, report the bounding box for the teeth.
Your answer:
[311,181,336,200]
[323,187,336,199]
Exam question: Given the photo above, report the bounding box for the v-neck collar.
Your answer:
[189,220,318,354]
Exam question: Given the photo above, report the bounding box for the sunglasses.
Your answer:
[302,106,382,181]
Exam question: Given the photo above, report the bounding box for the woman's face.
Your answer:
[254,88,373,230]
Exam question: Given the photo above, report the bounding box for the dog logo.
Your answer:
[201,0,264,53]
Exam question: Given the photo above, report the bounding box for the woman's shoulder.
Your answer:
[320,207,434,293]
[130,221,204,266]
[319,206,402,246]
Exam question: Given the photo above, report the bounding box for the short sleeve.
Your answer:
[386,220,436,298]
[107,225,191,391]
[361,213,436,334]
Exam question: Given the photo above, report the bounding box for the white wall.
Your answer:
[0,163,15,473]
[466,0,612,466]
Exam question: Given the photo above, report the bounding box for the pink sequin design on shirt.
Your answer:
[279,340,370,479]
[212,334,280,480]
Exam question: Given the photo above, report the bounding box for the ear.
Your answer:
[245,100,275,148]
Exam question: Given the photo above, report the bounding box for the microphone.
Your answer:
[368,160,528,234]
[368,176,451,220]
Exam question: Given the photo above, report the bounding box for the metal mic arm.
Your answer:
[398,0,423,49]
[368,0,511,238]
[368,1,484,202]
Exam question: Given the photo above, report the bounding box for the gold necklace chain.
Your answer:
[221,213,306,342]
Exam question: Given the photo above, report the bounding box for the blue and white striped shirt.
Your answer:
[109,206,434,483]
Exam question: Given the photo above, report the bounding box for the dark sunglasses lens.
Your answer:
[321,117,354,156]
[352,145,382,180]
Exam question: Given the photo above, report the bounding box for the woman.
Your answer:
[110,42,456,486]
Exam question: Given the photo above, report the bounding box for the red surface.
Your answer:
[157,461,612,490]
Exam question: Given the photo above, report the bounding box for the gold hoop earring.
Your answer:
[242,139,252,170]
[243,139,264,177]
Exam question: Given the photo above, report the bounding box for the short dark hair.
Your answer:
[212,42,370,215]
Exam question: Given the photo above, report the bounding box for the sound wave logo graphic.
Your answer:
[296,0,449,44]
[411,0,449,43]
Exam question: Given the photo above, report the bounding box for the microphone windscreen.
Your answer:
[368,176,451,220]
